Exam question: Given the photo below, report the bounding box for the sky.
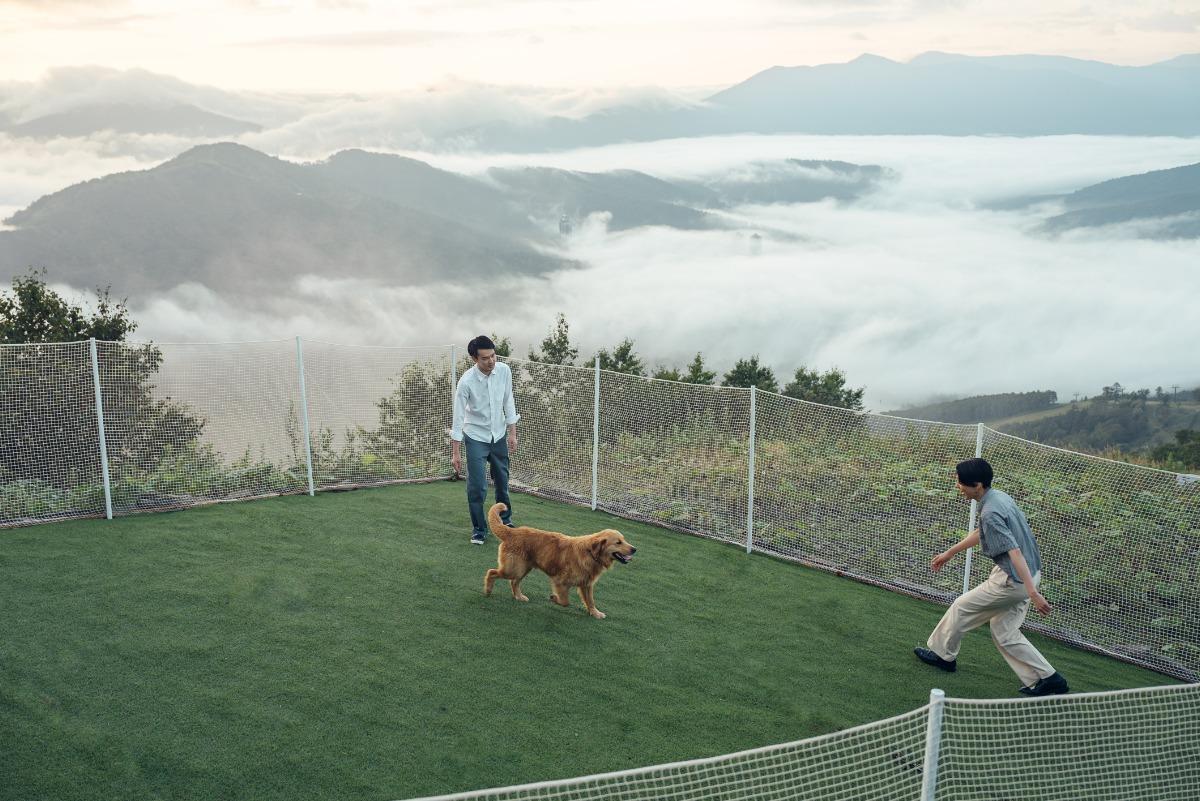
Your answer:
[3,0,1199,96]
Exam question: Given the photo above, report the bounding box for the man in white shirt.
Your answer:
[450,335,520,544]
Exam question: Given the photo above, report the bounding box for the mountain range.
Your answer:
[3,140,1197,312]
[2,50,1197,306]
[459,53,1200,151]
[0,144,892,303]
[2,53,1196,146]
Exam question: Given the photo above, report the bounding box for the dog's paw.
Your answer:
[515,593,529,602]
[589,609,606,619]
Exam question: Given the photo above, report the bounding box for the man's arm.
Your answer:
[502,364,519,454]
[450,378,467,475]
[931,529,980,572]
[1008,547,1052,617]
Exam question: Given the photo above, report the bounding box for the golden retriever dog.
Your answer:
[484,502,636,619]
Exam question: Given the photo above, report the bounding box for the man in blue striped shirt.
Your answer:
[914,458,1070,697]
[450,335,520,544]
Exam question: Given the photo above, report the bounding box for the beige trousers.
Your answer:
[928,565,1056,687]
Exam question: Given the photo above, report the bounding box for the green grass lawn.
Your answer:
[0,481,1178,801]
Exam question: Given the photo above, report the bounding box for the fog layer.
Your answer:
[4,130,1198,411]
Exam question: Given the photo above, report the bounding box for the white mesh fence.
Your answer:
[300,341,454,488]
[399,683,1200,801]
[1,341,1197,683]
[0,341,105,522]
[507,359,598,503]
[974,429,1200,681]
[97,339,305,511]
[933,684,1200,801]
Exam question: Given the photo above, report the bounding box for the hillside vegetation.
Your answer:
[891,388,1200,469]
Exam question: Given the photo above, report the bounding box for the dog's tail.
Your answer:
[488,503,512,541]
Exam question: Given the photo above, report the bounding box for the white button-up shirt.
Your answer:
[450,361,520,444]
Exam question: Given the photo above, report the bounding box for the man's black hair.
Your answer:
[467,335,496,358]
[956,457,993,489]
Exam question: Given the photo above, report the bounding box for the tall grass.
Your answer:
[0,482,1176,801]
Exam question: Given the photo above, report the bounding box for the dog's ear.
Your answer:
[591,538,607,560]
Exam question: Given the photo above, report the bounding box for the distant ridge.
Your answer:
[1042,162,1200,238]
[0,144,894,303]
[0,143,576,303]
[0,103,262,139]
[1,53,1195,151]
[453,52,1200,151]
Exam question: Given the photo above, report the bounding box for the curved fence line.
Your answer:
[1,338,1197,681]
[395,683,1200,801]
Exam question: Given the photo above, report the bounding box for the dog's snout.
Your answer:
[629,546,637,554]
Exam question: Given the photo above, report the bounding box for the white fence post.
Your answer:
[450,343,457,430]
[295,337,315,497]
[962,423,984,595]
[88,338,113,520]
[920,688,946,801]
[591,356,601,511]
[746,386,756,553]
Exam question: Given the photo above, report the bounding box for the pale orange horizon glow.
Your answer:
[2,0,1197,95]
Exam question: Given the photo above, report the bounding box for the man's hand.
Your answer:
[451,442,461,475]
[508,430,518,455]
[1030,590,1053,617]
[930,551,954,572]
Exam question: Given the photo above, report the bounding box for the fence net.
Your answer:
[301,341,453,489]
[980,429,1200,679]
[99,339,306,511]
[1,341,1198,682]
[0,341,104,523]
[407,704,932,801]
[752,394,977,596]
[935,684,1200,801]
[400,683,1200,801]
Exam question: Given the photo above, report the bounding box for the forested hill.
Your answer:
[1000,396,1200,455]
[888,389,1200,463]
[887,391,1059,424]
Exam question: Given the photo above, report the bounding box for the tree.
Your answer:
[722,356,777,392]
[782,365,866,411]
[682,352,716,385]
[650,352,716,384]
[527,312,577,365]
[1,270,203,496]
[1151,429,1200,470]
[489,334,512,358]
[651,365,682,381]
[596,338,645,376]
[0,269,135,344]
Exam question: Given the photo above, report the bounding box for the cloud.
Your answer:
[5,120,1199,411]
[242,28,458,48]
[0,65,309,126]
[1131,11,1200,33]
[0,66,701,169]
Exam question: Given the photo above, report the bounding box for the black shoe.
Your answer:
[1019,671,1069,697]
[470,533,486,545]
[914,647,956,672]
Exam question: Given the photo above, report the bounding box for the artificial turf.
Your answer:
[0,481,1178,800]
